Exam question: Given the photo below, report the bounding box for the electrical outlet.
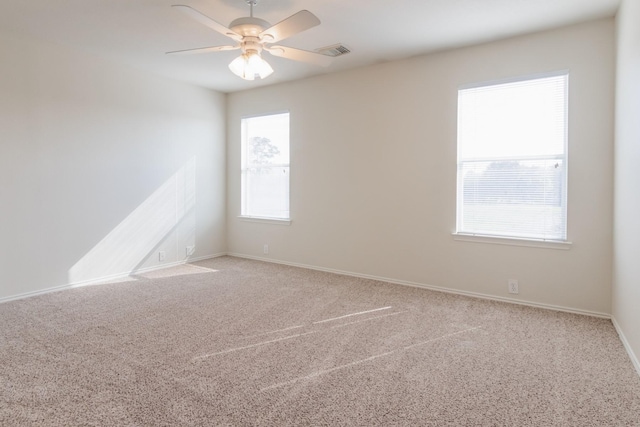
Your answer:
[508,279,519,294]
[158,251,166,262]
[186,246,195,256]
[263,244,269,254]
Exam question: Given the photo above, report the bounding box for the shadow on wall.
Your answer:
[68,157,197,284]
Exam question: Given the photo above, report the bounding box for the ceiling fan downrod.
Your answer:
[246,0,258,18]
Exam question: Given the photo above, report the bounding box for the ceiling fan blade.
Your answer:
[260,10,320,43]
[166,45,240,55]
[265,45,333,67]
[172,5,242,41]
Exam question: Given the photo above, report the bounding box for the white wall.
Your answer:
[0,34,227,300]
[613,0,640,372]
[227,19,615,315]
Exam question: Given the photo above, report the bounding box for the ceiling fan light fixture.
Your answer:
[229,50,273,80]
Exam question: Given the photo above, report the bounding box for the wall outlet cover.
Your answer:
[508,279,519,294]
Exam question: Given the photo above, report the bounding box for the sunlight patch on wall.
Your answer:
[68,157,196,284]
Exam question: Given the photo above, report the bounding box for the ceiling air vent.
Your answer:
[316,44,351,57]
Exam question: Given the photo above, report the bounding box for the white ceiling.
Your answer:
[0,0,621,93]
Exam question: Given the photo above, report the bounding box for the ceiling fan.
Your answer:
[167,0,334,80]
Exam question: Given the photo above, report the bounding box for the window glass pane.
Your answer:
[460,159,565,240]
[244,166,290,219]
[243,113,290,165]
[456,73,568,241]
[458,75,567,159]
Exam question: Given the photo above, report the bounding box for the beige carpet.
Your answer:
[1,256,639,426]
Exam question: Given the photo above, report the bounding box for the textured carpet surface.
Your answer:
[1,256,639,426]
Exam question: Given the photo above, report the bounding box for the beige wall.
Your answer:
[613,0,640,372]
[227,19,615,316]
[0,34,227,300]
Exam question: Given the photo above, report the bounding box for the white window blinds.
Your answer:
[456,73,568,241]
[241,112,290,219]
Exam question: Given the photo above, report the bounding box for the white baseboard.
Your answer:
[611,316,640,378]
[227,253,611,319]
[0,253,226,305]
[2,250,612,321]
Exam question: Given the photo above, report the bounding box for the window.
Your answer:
[241,112,290,220]
[456,73,568,241]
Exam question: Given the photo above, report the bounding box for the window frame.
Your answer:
[453,71,571,248]
[239,111,291,224]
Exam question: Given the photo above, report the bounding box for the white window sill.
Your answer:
[238,216,291,226]
[452,232,572,250]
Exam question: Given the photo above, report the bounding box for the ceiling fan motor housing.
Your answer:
[229,17,271,38]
